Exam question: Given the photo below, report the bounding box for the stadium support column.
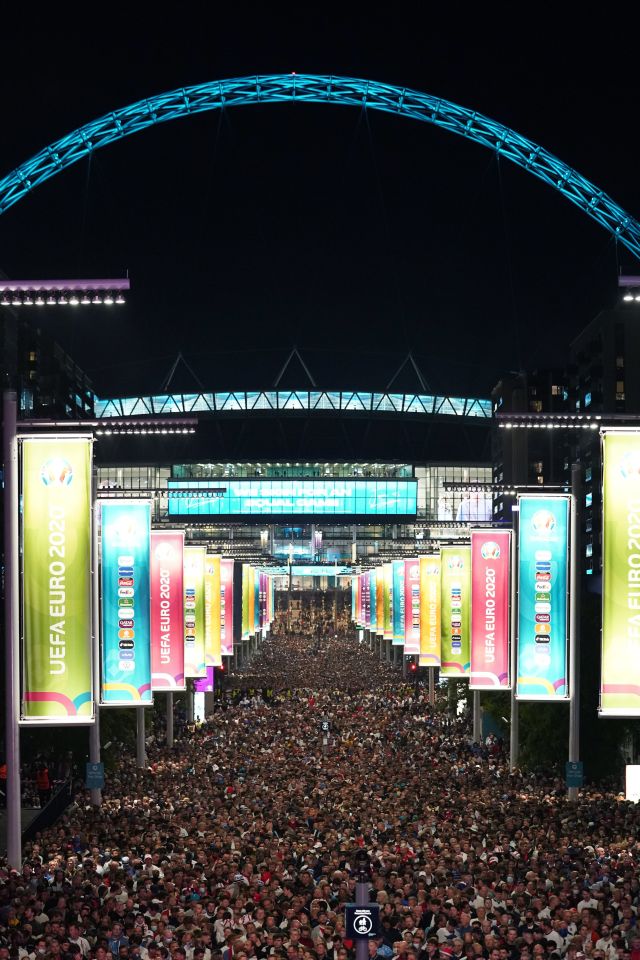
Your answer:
[136,709,146,768]
[166,693,174,748]
[3,390,21,868]
[354,852,371,960]
[473,691,482,743]
[568,463,582,802]
[509,505,519,772]
[428,668,435,705]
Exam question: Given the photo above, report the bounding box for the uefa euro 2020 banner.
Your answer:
[101,500,153,705]
[383,563,393,640]
[440,546,471,677]
[204,554,222,667]
[470,530,511,689]
[517,495,569,700]
[21,437,94,723]
[184,546,207,678]
[150,530,185,690]
[403,559,420,655]
[376,568,384,636]
[601,432,640,716]
[369,570,377,632]
[419,555,441,667]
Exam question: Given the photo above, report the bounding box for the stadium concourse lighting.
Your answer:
[17,416,197,436]
[0,278,129,306]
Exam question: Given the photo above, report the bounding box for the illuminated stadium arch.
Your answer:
[0,74,639,259]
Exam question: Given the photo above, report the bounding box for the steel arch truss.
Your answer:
[1,74,639,259]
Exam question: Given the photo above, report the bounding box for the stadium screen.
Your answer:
[167,479,418,517]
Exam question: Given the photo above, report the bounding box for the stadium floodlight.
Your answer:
[0,277,130,306]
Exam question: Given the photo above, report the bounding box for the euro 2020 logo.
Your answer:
[40,457,73,487]
[531,510,555,534]
[620,450,640,480]
[447,554,464,570]
[481,541,501,560]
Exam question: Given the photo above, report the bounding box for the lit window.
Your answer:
[585,392,592,407]
[537,476,544,485]
[28,351,37,362]
[585,492,593,507]
[617,381,625,394]
[586,543,593,557]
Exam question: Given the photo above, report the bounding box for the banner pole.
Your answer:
[136,709,146,768]
[3,390,21,868]
[89,476,101,806]
[472,690,482,742]
[428,668,435,705]
[568,463,582,801]
[166,692,174,748]
[509,504,519,772]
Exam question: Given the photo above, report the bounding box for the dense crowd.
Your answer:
[2,600,640,960]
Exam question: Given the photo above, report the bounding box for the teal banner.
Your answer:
[517,495,569,700]
[101,501,152,705]
[392,559,405,645]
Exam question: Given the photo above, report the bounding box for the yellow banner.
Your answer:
[419,555,441,666]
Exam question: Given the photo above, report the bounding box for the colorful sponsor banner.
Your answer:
[440,546,471,677]
[21,437,94,723]
[184,546,207,678]
[392,560,405,644]
[363,571,371,629]
[383,564,393,640]
[242,564,251,638]
[470,530,511,689]
[369,570,377,632]
[204,555,222,667]
[600,432,640,715]
[194,666,215,693]
[253,567,260,633]
[419,556,441,666]
[150,531,185,690]
[220,558,234,656]
[351,575,357,622]
[517,495,569,700]
[404,559,421,655]
[376,570,384,636]
[101,501,152,705]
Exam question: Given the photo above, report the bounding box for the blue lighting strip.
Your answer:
[0,75,639,260]
[94,390,492,419]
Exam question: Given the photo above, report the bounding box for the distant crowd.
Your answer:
[1,602,640,960]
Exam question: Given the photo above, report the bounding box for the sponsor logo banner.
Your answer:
[220,558,234,656]
[440,547,471,677]
[204,555,222,667]
[517,496,569,700]
[392,560,405,645]
[369,570,377,631]
[101,501,152,704]
[383,564,393,640]
[470,531,511,689]
[419,556,441,666]
[404,560,421,655]
[22,438,94,723]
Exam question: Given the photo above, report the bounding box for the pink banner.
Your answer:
[221,558,234,656]
[194,666,215,692]
[364,571,371,629]
[150,531,186,690]
[404,559,421,655]
[470,530,511,689]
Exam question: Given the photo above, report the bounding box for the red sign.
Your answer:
[220,559,234,656]
[150,531,186,690]
[404,559,421,655]
[470,530,511,689]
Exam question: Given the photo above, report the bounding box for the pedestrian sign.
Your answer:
[85,762,105,790]
[565,761,583,788]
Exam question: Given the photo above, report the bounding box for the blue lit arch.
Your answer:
[1,73,639,260]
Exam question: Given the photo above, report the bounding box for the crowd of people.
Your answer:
[2,599,640,960]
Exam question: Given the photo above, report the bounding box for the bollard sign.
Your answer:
[21,437,94,724]
[345,904,381,939]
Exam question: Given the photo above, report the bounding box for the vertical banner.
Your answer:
[101,501,152,705]
[600,431,640,714]
[220,558,234,656]
[470,530,511,689]
[440,546,471,677]
[363,571,371,629]
[253,567,260,633]
[184,546,207,678]
[150,530,185,690]
[404,559,421,655]
[369,570,377,633]
[21,437,94,723]
[351,575,357,622]
[517,495,569,700]
[194,666,215,692]
[204,555,222,667]
[376,569,384,636]
[419,555,441,666]
[392,559,405,645]
[383,564,393,639]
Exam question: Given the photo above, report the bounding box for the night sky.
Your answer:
[1,12,638,401]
